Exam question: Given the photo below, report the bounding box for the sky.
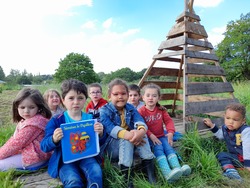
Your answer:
[0,0,249,76]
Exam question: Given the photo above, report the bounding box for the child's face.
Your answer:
[224,109,246,131]
[18,98,38,120]
[89,87,102,103]
[62,90,86,114]
[142,88,159,108]
[128,90,140,106]
[48,91,61,109]
[109,85,128,110]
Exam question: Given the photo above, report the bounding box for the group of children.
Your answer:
[0,78,249,188]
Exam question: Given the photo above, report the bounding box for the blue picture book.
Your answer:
[60,119,100,164]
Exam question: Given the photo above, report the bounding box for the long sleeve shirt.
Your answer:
[138,106,175,138]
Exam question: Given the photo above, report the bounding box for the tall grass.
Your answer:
[0,81,250,187]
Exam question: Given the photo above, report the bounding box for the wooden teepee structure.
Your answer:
[138,0,239,132]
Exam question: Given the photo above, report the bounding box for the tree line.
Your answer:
[0,12,249,85]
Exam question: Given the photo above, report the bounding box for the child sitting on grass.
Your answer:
[99,79,156,187]
[204,103,250,181]
[0,88,52,171]
[41,79,103,188]
[128,84,144,110]
[43,89,64,117]
[86,83,108,120]
[138,83,191,183]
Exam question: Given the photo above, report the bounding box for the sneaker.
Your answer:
[181,164,191,176]
[166,168,183,183]
[223,168,242,182]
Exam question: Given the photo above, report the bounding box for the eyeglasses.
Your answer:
[90,91,102,95]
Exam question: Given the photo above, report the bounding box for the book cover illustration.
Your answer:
[60,119,100,164]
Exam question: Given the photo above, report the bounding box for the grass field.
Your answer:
[0,82,250,187]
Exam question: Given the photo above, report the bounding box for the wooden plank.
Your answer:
[158,36,185,50]
[186,38,213,49]
[141,81,183,89]
[161,93,182,101]
[186,50,219,61]
[186,58,217,63]
[167,21,207,39]
[187,82,234,95]
[185,99,238,115]
[188,95,227,102]
[148,67,182,77]
[153,56,181,62]
[186,22,208,38]
[205,111,225,117]
[185,116,224,131]
[186,63,226,76]
[153,50,184,60]
[188,46,209,51]
[175,11,201,22]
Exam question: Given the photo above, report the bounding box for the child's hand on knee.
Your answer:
[166,133,174,146]
[150,134,162,145]
[124,131,134,141]
[130,129,146,146]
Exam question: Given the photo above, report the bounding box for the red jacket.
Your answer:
[85,98,108,119]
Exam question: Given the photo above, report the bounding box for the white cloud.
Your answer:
[102,18,113,29]
[207,26,226,46]
[72,29,155,74]
[0,0,93,75]
[194,0,224,8]
[82,20,97,29]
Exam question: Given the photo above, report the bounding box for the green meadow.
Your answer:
[0,81,250,188]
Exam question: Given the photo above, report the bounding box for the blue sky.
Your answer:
[0,0,249,75]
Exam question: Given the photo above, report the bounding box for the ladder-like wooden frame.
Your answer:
[138,0,238,132]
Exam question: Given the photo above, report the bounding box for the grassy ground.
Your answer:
[0,82,250,187]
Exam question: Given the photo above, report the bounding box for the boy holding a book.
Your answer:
[41,79,103,188]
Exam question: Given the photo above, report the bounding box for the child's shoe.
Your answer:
[156,155,182,183]
[223,168,242,182]
[181,164,191,176]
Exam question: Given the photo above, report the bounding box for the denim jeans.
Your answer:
[106,137,154,167]
[151,136,175,158]
[217,152,243,169]
[59,157,102,188]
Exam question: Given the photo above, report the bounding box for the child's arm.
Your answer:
[203,118,215,128]
[166,132,174,146]
[149,134,162,145]
[0,126,43,159]
[203,118,224,140]
[123,131,134,141]
[129,128,146,146]
[94,122,104,137]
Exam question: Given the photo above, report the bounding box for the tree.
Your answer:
[54,53,100,84]
[216,12,250,82]
[0,66,5,80]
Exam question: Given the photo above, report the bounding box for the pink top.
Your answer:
[138,106,175,138]
[0,114,51,166]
